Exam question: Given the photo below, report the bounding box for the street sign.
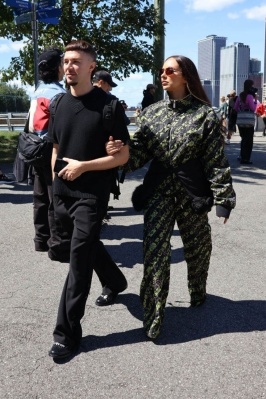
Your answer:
[15,11,32,24]
[38,0,56,9]
[6,0,31,10]
[37,8,61,24]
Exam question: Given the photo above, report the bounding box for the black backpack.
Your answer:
[50,93,121,199]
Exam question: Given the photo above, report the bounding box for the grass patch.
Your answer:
[0,131,19,163]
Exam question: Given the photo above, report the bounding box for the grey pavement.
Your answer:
[0,132,266,399]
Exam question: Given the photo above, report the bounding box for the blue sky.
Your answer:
[1,0,266,107]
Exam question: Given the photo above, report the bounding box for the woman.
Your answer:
[108,55,236,339]
[234,79,257,164]
[29,47,66,260]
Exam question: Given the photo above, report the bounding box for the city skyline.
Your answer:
[0,1,266,106]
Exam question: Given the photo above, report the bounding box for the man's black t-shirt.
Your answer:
[47,87,130,201]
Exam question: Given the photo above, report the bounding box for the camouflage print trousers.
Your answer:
[141,181,212,339]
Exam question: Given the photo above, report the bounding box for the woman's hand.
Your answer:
[106,136,124,155]
[58,158,83,181]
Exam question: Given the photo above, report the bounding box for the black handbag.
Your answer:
[17,116,48,166]
[18,131,48,166]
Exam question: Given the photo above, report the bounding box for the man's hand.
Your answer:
[106,136,124,155]
[58,158,83,181]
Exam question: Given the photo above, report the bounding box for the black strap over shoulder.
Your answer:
[102,96,118,132]
[49,93,66,118]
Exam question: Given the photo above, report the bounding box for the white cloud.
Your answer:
[227,12,239,19]
[184,0,244,12]
[0,40,24,53]
[243,5,266,20]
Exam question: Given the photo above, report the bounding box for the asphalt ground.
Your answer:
[0,131,266,399]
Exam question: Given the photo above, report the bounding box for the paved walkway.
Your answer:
[0,132,266,399]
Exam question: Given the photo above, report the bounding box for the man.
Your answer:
[227,90,238,143]
[141,83,156,110]
[47,40,129,360]
[119,100,131,126]
[93,70,117,92]
[28,47,67,260]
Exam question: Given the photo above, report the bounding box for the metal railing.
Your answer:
[0,113,28,131]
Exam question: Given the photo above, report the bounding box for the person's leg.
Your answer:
[33,166,50,251]
[52,197,105,350]
[141,191,175,339]
[240,126,254,163]
[46,170,71,263]
[94,241,127,292]
[176,201,212,307]
[94,200,128,306]
[263,117,266,136]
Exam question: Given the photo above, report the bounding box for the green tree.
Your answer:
[0,83,30,112]
[0,0,165,86]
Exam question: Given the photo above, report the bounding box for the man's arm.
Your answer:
[51,144,59,180]
[58,144,129,181]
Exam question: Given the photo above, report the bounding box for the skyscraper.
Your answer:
[198,34,227,106]
[220,43,250,98]
[263,18,266,99]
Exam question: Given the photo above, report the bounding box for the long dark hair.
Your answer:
[240,79,254,103]
[165,55,211,105]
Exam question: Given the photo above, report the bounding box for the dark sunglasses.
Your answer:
[158,67,181,77]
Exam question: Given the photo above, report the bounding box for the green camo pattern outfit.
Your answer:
[125,95,236,339]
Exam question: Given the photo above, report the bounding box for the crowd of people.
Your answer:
[2,39,266,361]
[217,81,263,164]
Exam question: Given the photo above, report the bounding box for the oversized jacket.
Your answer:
[125,95,236,218]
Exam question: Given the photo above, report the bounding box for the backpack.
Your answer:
[50,93,121,199]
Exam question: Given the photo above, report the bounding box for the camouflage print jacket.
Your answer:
[125,95,236,218]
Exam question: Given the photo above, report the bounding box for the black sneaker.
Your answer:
[48,342,77,359]
[0,174,15,184]
[95,283,128,306]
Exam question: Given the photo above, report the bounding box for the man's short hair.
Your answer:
[64,40,97,61]
[93,70,117,87]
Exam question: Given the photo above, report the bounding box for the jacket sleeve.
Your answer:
[200,114,236,218]
[123,114,152,173]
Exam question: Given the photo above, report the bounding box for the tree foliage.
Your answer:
[0,83,30,112]
[0,0,165,86]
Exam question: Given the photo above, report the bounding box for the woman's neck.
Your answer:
[168,89,189,101]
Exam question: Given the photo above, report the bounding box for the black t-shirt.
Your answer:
[47,87,130,200]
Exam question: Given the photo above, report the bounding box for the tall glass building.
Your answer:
[220,43,250,98]
[198,35,227,107]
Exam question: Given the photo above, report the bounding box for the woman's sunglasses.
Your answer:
[158,67,181,77]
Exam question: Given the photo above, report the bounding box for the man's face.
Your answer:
[63,50,96,87]
[98,80,112,93]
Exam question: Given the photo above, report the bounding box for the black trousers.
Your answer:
[238,126,254,161]
[53,195,127,347]
[33,164,69,261]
